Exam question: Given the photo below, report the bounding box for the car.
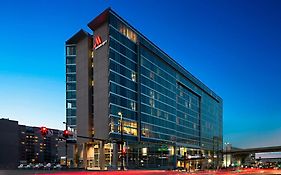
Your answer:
[25,164,33,169]
[53,164,62,169]
[34,163,44,169]
[44,163,52,170]
[174,167,187,172]
[18,164,25,169]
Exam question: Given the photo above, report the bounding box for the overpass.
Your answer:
[223,145,281,155]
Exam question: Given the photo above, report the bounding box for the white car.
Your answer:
[25,164,32,169]
[18,164,25,169]
[44,163,52,169]
[34,163,44,169]
[53,164,62,169]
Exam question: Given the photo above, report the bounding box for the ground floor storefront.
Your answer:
[66,140,221,170]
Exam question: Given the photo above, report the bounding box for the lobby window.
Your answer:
[142,148,148,156]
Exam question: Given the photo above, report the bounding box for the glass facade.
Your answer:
[107,10,223,169]
[67,9,223,170]
[66,45,77,128]
[108,22,139,140]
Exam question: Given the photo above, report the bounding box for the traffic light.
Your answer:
[40,127,48,137]
[63,130,70,139]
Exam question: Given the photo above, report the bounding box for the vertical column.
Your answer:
[77,144,83,168]
[126,142,129,169]
[136,43,141,142]
[136,43,142,169]
[112,142,118,169]
[173,145,177,169]
[99,141,105,170]
[83,143,87,169]
[74,144,78,168]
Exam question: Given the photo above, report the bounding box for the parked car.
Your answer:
[53,164,62,169]
[174,167,187,172]
[34,163,44,169]
[18,164,25,169]
[25,163,34,169]
[44,163,52,170]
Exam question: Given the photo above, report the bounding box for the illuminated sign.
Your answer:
[93,35,107,50]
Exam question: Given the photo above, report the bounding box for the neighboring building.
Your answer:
[18,125,64,164]
[65,8,223,170]
[0,119,19,169]
[0,118,65,169]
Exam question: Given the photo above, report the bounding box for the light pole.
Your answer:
[224,142,229,168]
[63,122,68,168]
[118,112,124,170]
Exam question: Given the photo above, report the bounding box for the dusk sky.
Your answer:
[0,0,280,148]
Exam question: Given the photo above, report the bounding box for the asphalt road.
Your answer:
[1,169,281,175]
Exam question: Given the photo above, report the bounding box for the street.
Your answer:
[1,169,281,175]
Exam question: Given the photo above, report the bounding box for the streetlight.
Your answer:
[118,112,124,170]
[224,142,229,168]
[63,122,68,168]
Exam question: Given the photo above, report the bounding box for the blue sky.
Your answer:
[0,0,280,148]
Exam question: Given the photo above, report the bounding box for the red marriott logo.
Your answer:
[93,35,107,50]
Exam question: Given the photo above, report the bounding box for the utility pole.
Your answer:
[63,122,68,168]
[118,112,124,170]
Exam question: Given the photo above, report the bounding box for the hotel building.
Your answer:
[65,8,223,170]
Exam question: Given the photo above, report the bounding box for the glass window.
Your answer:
[66,74,76,82]
[67,117,76,126]
[66,65,76,73]
[66,91,76,99]
[66,109,76,116]
[66,56,76,64]
[66,46,76,56]
[131,72,136,82]
[131,102,136,111]
[66,100,76,108]
[119,25,137,42]
[66,83,76,90]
